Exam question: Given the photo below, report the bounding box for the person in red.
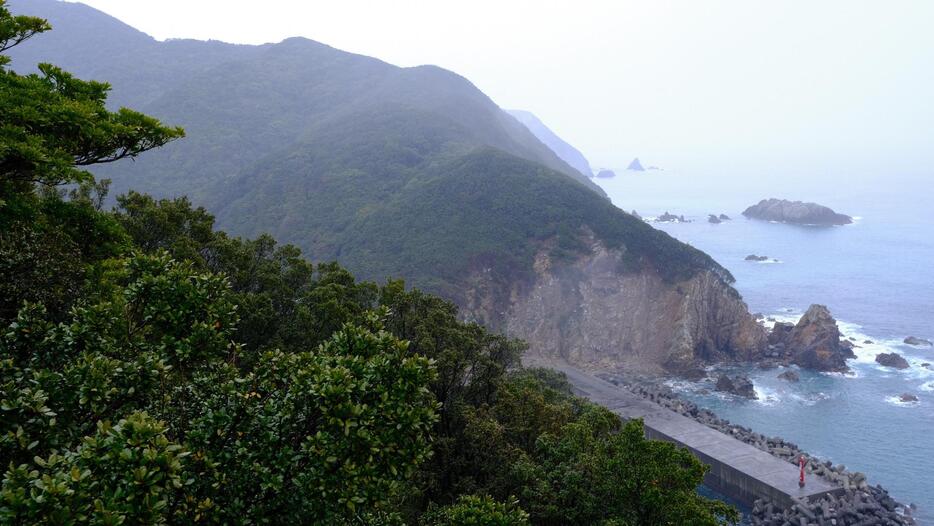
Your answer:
[799,456,806,488]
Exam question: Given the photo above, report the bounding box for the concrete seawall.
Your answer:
[556,365,844,508]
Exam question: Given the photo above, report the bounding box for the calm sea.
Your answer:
[595,170,934,523]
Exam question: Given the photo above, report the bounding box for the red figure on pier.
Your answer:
[798,456,806,488]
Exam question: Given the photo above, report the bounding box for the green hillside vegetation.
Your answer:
[0,4,738,524]
[7,0,733,307]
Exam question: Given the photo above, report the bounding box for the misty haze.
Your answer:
[1,1,931,524]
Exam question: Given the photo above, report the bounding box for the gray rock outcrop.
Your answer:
[875,353,910,369]
[627,158,645,171]
[708,214,721,224]
[465,237,767,374]
[777,370,800,382]
[742,198,852,225]
[745,254,770,261]
[715,374,758,399]
[595,169,616,178]
[654,212,689,223]
[904,336,932,347]
[769,305,853,372]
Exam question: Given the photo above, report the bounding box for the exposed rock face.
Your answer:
[770,305,852,372]
[627,158,645,171]
[899,393,919,403]
[743,198,852,225]
[464,239,767,374]
[745,254,769,261]
[904,336,932,347]
[875,353,910,369]
[715,374,758,399]
[708,214,722,224]
[777,370,800,382]
[718,214,731,221]
[595,169,616,178]
[630,210,642,220]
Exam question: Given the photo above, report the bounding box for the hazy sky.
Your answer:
[66,0,934,177]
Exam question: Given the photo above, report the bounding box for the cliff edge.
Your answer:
[463,235,767,374]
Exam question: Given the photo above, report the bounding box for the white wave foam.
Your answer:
[753,385,781,406]
[787,390,831,406]
[920,381,934,392]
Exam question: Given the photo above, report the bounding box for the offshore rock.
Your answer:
[904,336,932,347]
[770,305,852,372]
[875,352,910,369]
[715,374,758,399]
[627,157,645,171]
[654,211,689,223]
[742,198,852,225]
[595,169,616,178]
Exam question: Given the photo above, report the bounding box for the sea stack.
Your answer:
[595,169,616,178]
[627,158,645,171]
[768,305,853,372]
[742,198,852,226]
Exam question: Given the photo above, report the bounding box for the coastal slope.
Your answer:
[507,109,594,177]
[11,0,769,374]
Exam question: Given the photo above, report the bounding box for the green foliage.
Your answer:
[0,3,740,523]
[7,0,736,310]
[0,0,183,191]
[113,191,382,366]
[0,252,438,524]
[420,372,738,526]
[0,0,49,60]
[184,320,437,523]
[1,413,188,525]
[421,495,530,526]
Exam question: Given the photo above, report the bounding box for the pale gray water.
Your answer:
[596,170,934,523]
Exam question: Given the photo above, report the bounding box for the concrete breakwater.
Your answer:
[602,372,919,526]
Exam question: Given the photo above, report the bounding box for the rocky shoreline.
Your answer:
[597,372,918,526]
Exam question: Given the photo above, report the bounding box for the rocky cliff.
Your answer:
[462,237,767,374]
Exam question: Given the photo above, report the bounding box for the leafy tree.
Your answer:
[0,0,183,192]
[0,253,438,524]
[1,413,190,525]
[421,495,530,526]
[0,3,740,524]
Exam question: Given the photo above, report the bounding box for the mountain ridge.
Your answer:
[507,109,594,178]
[7,0,768,373]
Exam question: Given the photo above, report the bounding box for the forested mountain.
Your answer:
[507,110,594,178]
[7,0,766,373]
[0,4,740,521]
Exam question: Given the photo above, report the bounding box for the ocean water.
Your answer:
[595,171,934,523]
